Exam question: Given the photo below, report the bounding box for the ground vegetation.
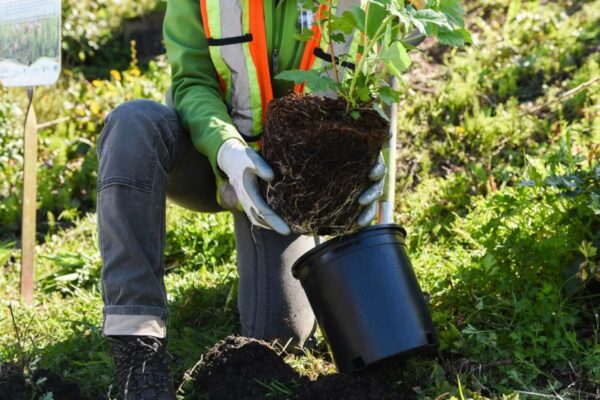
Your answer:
[0,0,599,398]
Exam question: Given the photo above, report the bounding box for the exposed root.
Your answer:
[262,94,389,235]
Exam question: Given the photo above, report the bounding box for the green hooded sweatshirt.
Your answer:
[164,0,308,175]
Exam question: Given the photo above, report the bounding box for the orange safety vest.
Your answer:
[199,0,328,148]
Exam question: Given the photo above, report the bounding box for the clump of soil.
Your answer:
[294,371,411,400]
[0,363,28,400]
[32,369,85,400]
[0,362,85,400]
[262,94,389,235]
[192,336,418,400]
[191,336,302,399]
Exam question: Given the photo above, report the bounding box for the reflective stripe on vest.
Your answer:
[200,0,273,144]
[199,0,360,142]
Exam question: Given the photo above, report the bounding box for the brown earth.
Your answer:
[0,363,27,400]
[191,335,418,400]
[262,94,389,236]
[0,363,86,400]
[191,336,301,400]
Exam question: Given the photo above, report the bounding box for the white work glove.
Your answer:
[357,154,386,227]
[217,139,291,236]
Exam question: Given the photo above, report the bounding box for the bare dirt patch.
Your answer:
[191,336,418,399]
[0,363,86,400]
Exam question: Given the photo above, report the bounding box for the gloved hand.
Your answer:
[217,138,291,235]
[357,154,386,227]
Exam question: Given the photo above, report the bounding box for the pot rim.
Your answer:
[292,224,407,278]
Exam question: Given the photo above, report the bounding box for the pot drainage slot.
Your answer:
[352,356,365,369]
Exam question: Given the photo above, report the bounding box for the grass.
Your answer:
[1,0,600,398]
[0,209,239,396]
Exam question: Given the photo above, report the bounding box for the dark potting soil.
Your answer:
[32,369,86,400]
[293,371,414,400]
[0,363,28,400]
[0,363,86,400]
[192,336,417,400]
[262,94,389,236]
[191,336,303,399]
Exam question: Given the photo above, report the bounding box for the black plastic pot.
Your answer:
[292,224,438,372]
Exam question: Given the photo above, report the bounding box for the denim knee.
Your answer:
[97,100,180,193]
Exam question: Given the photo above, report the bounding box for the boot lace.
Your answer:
[109,336,173,400]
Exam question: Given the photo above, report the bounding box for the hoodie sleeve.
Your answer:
[164,0,245,175]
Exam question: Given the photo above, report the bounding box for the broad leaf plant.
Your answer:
[277,0,471,117]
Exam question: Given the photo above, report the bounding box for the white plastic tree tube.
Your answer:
[378,76,398,225]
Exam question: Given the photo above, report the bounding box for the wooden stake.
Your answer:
[20,87,37,305]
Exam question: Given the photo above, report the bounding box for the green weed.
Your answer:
[1,0,599,398]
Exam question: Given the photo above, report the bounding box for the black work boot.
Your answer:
[107,336,176,400]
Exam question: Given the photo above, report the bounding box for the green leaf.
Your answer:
[366,1,388,39]
[346,6,366,32]
[380,42,411,78]
[275,70,340,93]
[351,111,361,120]
[378,86,402,104]
[506,0,522,25]
[357,86,372,102]
[526,155,546,184]
[437,29,468,46]
[413,9,451,26]
[294,28,315,42]
[311,76,341,93]
[298,0,318,11]
[370,0,391,7]
[275,70,316,84]
[352,71,369,91]
[590,193,600,215]
[55,273,80,282]
[332,12,358,34]
[330,32,347,43]
[413,9,452,33]
[0,242,15,268]
[391,4,413,30]
[457,28,473,44]
[384,19,393,46]
[373,104,391,122]
[411,18,426,35]
[439,0,466,28]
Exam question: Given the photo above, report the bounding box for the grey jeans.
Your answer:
[97,99,316,345]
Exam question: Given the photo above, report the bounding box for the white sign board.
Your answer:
[0,0,61,87]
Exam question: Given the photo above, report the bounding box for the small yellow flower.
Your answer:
[455,126,465,134]
[130,67,141,77]
[110,70,122,81]
[90,101,100,115]
[92,79,103,88]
